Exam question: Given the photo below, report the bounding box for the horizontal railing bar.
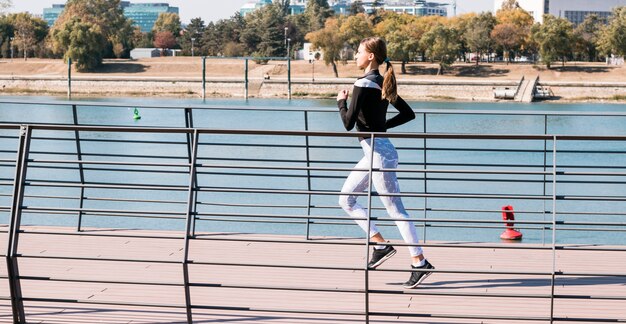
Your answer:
[194,212,558,225]
[26,180,188,191]
[21,297,184,309]
[369,311,549,321]
[195,186,552,200]
[29,159,191,167]
[20,229,182,240]
[21,123,626,142]
[19,254,181,264]
[19,210,186,220]
[22,206,187,216]
[20,276,183,287]
[6,98,626,116]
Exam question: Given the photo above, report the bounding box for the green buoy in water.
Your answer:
[133,108,141,120]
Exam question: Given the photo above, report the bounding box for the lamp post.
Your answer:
[9,37,14,60]
[284,27,288,55]
[191,37,196,57]
[287,38,291,59]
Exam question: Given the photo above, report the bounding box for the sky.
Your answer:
[6,0,494,24]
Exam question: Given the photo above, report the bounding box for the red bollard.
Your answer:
[500,205,523,240]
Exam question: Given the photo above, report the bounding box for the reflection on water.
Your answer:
[1,95,626,245]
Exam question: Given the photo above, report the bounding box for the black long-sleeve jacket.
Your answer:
[337,69,415,133]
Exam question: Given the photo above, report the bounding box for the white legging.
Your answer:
[338,137,423,256]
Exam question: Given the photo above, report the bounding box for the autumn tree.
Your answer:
[493,0,534,62]
[153,31,177,54]
[374,12,417,73]
[341,13,374,52]
[464,12,496,64]
[420,24,460,75]
[597,6,626,58]
[532,14,574,68]
[306,17,344,77]
[8,13,48,60]
[153,12,182,36]
[410,15,447,61]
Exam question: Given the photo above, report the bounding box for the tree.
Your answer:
[202,12,246,56]
[306,17,344,77]
[153,31,177,54]
[305,0,332,31]
[500,0,519,11]
[50,0,135,70]
[597,6,626,58]
[532,14,574,68]
[494,2,534,62]
[181,17,206,56]
[153,12,181,36]
[349,0,365,15]
[341,13,374,53]
[420,24,460,75]
[409,15,447,62]
[9,13,48,60]
[53,18,107,71]
[574,14,604,62]
[464,12,496,65]
[374,12,417,73]
[240,3,285,58]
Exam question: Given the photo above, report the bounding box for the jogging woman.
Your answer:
[336,37,434,289]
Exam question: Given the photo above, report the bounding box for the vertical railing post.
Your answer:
[73,105,86,232]
[244,59,249,100]
[364,133,376,324]
[67,58,72,99]
[202,56,207,101]
[549,136,558,324]
[287,57,292,100]
[6,125,31,324]
[542,114,548,245]
[182,129,199,324]
[304,111,313,239]
[185,108,199,237]
[422,113,428,242]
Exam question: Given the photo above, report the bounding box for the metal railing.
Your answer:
[0,99,625,323]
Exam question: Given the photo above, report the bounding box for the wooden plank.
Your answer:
[0,226,623,323]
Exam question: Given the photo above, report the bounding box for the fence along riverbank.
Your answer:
[0,99,625,322]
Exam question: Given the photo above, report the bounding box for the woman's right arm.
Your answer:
[337,85,362,131]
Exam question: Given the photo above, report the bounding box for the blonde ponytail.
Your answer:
[382,61,398,103]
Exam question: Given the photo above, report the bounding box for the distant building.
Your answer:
[493,0,625,25]
[43,4,65,26]
[241,0,447,17]
[123,2,180,32]
[42,1,179,32]
[364,0,448,17]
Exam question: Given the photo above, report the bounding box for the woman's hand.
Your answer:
[337,89,349,101]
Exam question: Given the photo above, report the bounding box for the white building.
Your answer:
[493,0,626,24]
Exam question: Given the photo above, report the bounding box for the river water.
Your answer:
[1,95,625,245]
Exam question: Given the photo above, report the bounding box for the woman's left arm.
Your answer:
[385,95,415,129]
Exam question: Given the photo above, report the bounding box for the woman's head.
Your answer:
[357,37,398,103]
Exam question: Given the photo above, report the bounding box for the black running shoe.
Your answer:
[368,245,396,269]
[403,260,435,289]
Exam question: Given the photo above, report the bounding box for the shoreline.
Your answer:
[1,58,625,103]
[2,76,626,104]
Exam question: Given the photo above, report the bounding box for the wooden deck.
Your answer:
[0,226,624,323]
